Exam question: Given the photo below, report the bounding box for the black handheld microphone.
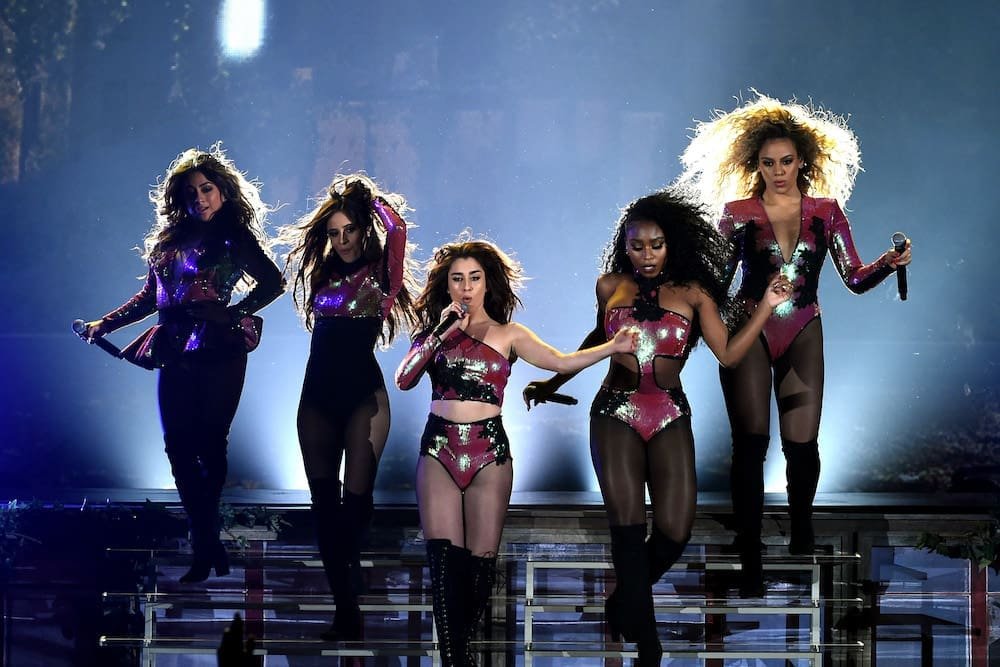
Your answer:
[72,319,124,358]
[891,232,908,301]
[432,303,468,338]
[545,392,579,406]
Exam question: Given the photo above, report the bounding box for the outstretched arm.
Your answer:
[522,276,615,408]
[511,321,637,375]
[84,266,157,339]
[697,275,791,367]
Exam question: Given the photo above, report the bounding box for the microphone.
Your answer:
[891,232,908,301]
[545,392,578,406]
[72,319,124,358]
[432,303,468,338]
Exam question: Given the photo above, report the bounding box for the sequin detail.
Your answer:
[720,196,893,360]
[420,413,510,490]
[313,263,385,318]
[590,385,691,442]
[429,331,511,405]
[595,305,694,441]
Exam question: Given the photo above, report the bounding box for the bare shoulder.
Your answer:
[596,273,628,301]
[678,281,713,307]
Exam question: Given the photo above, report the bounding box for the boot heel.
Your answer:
[605,589,623,641]
[212,542,230,577]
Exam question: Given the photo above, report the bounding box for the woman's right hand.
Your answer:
[434,302,467,340]
[82,319,107,341]
[762,275,793,310]
[609,326,639,354]
[523,379,557,410]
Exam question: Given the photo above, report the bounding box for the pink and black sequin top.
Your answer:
[100,205,283,364]
[720,196,893,359]
[396,329,512,406]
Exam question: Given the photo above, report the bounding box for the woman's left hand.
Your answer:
[887,238,913,268]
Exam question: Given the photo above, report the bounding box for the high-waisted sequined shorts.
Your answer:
[420,413,511,490]
[590,385,691,442]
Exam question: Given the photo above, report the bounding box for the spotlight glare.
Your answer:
[218,0,266,60]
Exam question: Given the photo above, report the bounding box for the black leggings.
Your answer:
[158,353,247,550]
[590,414,696,542]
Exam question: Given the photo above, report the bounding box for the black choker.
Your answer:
[632,271,668,322]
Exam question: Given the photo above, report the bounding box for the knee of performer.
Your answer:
[652,522,691,547]
[732,432,770,461]
[308,478,343,508]
[781,438,819,459]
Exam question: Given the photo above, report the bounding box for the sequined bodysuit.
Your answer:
[100,204,284,368]
[396,329,513,490]
[720,196,893,360]
[590,305,693,442]
[300,199,408,413]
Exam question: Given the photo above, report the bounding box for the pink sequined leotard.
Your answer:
[720,196,894,360]
[590,305,693,442]
[396,329,513,490]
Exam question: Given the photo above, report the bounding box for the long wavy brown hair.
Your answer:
[144,142,274,293]
[277,173,419,345]
[413,233,524,336]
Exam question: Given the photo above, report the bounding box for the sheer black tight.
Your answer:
[590,414,696,542]
[417,457,512,558]
[721,318,824,444]
[297,388,390,499]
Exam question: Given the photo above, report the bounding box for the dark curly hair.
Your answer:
[277,172,419,345]
[413,233,524,336]
[602,188,732,339]
[144,143,274,294]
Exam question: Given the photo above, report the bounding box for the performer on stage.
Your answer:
[81,145,284,583]
[676,92,913,595]
[524,188,791,664]
[278,173,418,641]
[395,235,638,666]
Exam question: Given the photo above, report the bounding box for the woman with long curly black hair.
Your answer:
[277,173,418,641]
[525,188,790,665]
[81,144,284,583]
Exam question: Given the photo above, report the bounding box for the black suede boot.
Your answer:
[607,524,662,666]
[783,439,821,555]
[731,433,769,597]
[427,539,471,666]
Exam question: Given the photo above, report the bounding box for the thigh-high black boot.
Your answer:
[647,525,688,586]
[167,430,230,584]
[464,554,498,665]
[731,433,769,597]
[607,524,661,666]
[783,439,820,555]
[310,481,362,641]
[341,490,374,593]
[427,539,471,666]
